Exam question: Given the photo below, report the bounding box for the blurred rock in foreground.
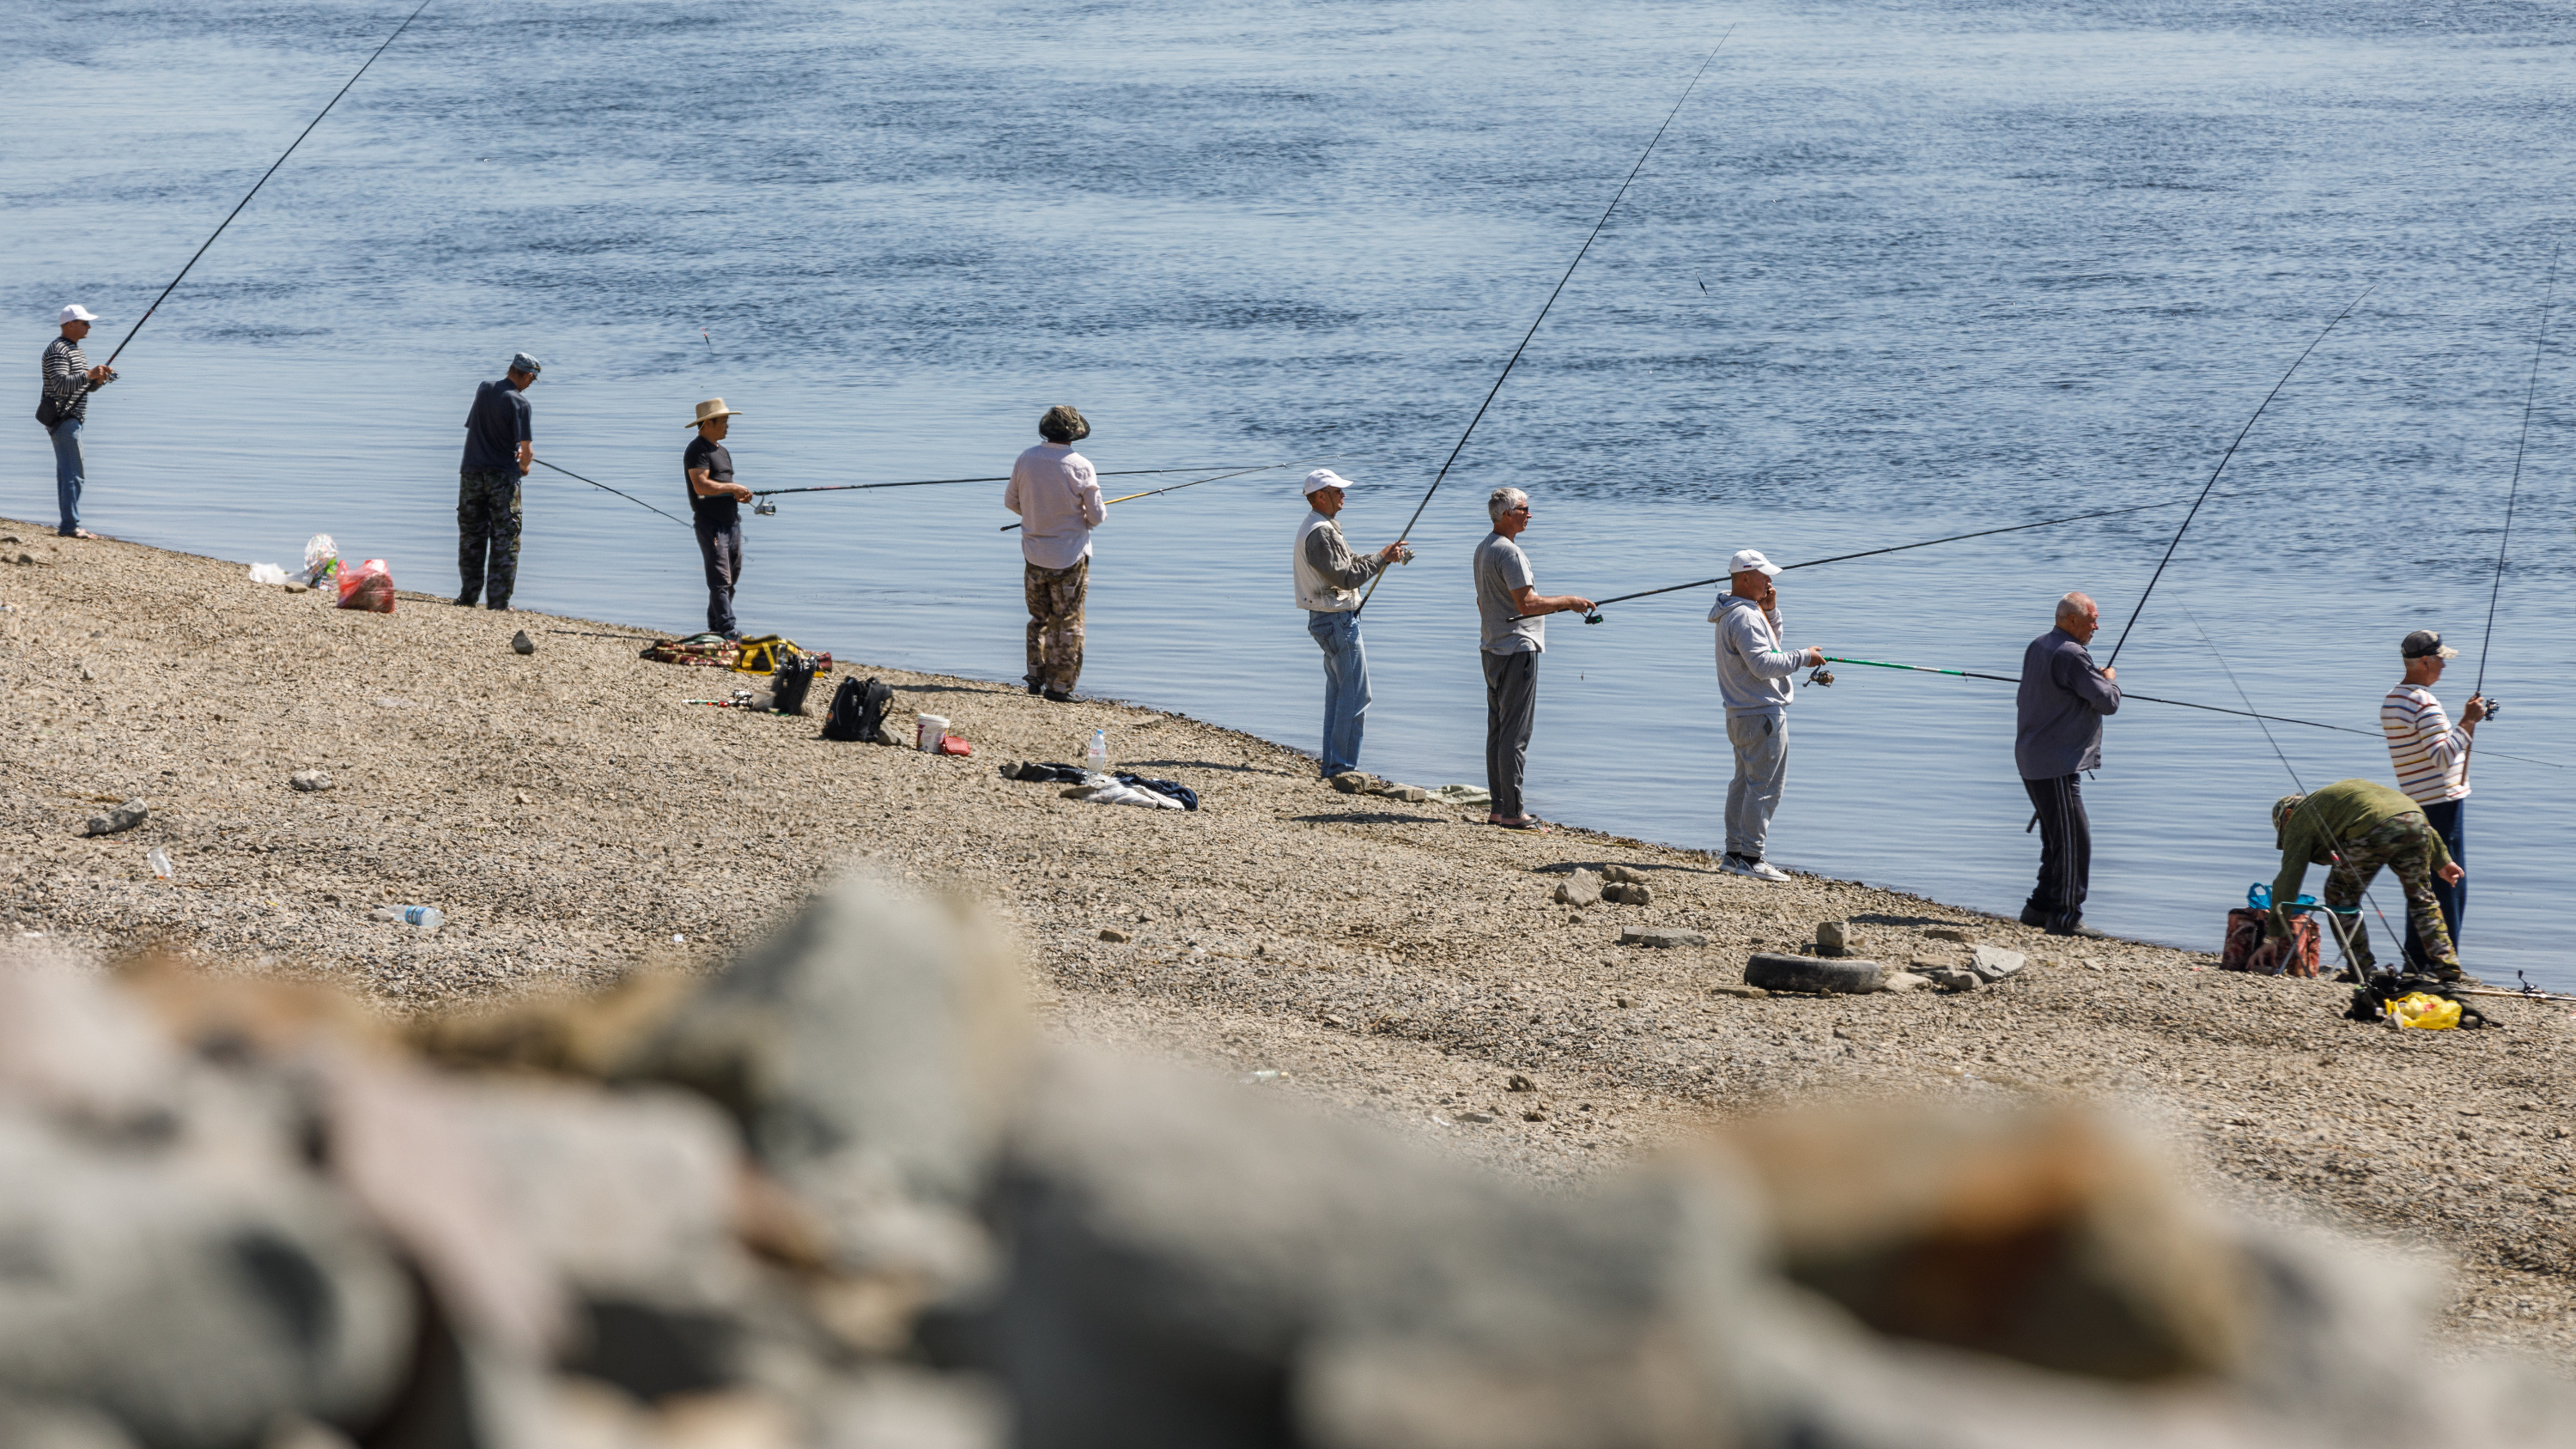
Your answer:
[0,874,2566,1448]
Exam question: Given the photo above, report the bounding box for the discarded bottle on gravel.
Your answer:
[1086,728,1109,773]
[398,906,444,929]
[146,847,173,881]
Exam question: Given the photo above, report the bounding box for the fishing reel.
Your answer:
[1583,610,1604,626]
[2481,694,2502,721]
[1805,665,1836,688]
[754,500,777,516]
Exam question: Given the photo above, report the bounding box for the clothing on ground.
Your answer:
[40,336,95,425]
[2022,773,2091,933]
[459,376,532,474]
[1005,443,1103,571]
[2405,797,2466,971]
[1294,510,1384,612]
[1723,708,1789,861]
[1483,648,1537,819]
[2015,626,2121,778]
[1709,592,1801,715]
[695,515,744,636]
[1024,557,1088,694]
[47,416,82,536]
[1309,609,1370,778]
[1473,532,1544,654]
[684,434,738,528]
[2381,682,2471,805]
[1113,773,1200,810]
[2269,777,2453,946]
[455,469,523,609]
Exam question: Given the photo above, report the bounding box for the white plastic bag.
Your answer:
[301,534,340,588]
[246,562,289,585]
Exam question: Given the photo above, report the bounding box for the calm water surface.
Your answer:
[6,0,2572,981]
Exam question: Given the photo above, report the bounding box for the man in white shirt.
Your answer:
[1709,549,1825,880]
[1473,487,1592,830]
[2381,628,2487,969]
[1003,405,1105,701]
[1293,470,1408,778]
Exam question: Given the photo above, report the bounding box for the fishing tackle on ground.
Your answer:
[2104,281,2379,666]
[2466,243,2559,759]
[996,459,1327,533]
[530,458,692,527]
[1570,495,2200,618]
[1356,29,1735,617]
[103,0,436,370]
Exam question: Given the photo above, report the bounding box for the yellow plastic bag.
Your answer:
[2388,992,2461,1030]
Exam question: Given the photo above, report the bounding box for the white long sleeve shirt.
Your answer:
[1003,444,1104,570]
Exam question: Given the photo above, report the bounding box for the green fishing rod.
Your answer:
[1357,29,1735,617]
[103,0,436,370]
[1811,654,2565,770]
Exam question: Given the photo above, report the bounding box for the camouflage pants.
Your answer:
[457,468,523,609]
[1024,558,1088,694]
[2324,811,2456,969]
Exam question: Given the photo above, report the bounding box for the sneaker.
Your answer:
[1722,853,1788,881]
[2045,921,2110,939]
[2019,906,2049,929]
[1744,858,1792,882]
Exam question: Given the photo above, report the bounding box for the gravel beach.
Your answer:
[6,522,2571,1366]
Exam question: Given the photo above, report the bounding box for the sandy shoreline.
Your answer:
[4,519,2573,1365]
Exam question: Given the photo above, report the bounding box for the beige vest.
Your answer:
[1294,510,1359,612]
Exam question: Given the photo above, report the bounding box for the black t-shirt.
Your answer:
[684,434,738,527]
[461,379,532,473]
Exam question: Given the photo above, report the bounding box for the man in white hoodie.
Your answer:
[1710,549,1825,881]
[1293,470,1409,778]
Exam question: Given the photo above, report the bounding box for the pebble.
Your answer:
[511,629,537,655]
[289,769,334,792]
[1620,928,1708,949]
[1816,920,1850,957]
[1602,864,1648,885]
[1923,925,1971,943]
[1553,870,1603,907]
[1099,929,1132,943]
[1601,882,1652,906]
[1970,944,2027,982]
[82,801,147,837]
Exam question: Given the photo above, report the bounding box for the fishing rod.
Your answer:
[996,459,1321,532]
[530,458,692,526]
[1566,495,2196,616]
[2177,604,2402,959]
[756,465,1245,500]
[1812,654,2564,769]
[2465,243,2559,772]
[102,0,435,370]
[2104,281,2378,666]
[1354,29,1735,617]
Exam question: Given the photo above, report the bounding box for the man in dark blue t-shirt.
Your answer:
[457,352,540,609]
[683,397,755,637]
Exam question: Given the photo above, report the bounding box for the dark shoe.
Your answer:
[453,596,477,608]
[1026,681,1043,695]
[2045,921,2109,939]
[2019,905,2049,928]
[2429,961,2467,983]
[1042,688,1075,703]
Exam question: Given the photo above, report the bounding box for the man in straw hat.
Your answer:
[1004,404,1103,700]
[684,398,755,638]
[1293,468,1409,778]
[454,351,541,609]
[2267,779,2465,981]
[39,304,116,539]
[2381,627,2487,970]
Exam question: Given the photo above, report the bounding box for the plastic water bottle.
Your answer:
[399,906,444,929]
[147,847,173,881]
[1086,728,1109,773]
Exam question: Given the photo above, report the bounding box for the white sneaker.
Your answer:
[1723,853,1790,882]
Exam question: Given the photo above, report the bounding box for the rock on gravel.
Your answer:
[511,629,536,655]
[1744,952,1884,994]
[80,801,146,836]
[1601,882,1652,906]
[1815,919,1850,957]
[1618,927,1705,949]
[288,770,332,792]
[1552,870,1602,907]
[1971,944,2027,982]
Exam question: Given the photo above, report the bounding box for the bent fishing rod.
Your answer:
[1810,653,2564,770]
[1558,495,2197,618]
[103,0,436,370]
[998,459,1321,533]
[2104,280,2379,666]
[2465,243,2559,773]
[756,464,1247,500]
[1355,29,1735,617]
[530,458,692,526]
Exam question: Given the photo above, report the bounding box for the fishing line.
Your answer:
[755,465,1249,500]
[1355,28,1736,617]
[2105,281,2379,666]
[2471,243,2558,704]
[2178,604,2400,955]
[1574,495,2195,615]
[530,458,691,527]
[1811,655,2563,768]
[103,0,436,369]
[997,459,1328,532]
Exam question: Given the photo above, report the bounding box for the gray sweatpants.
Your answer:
[1724,708,1789,860]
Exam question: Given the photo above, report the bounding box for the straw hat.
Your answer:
[688,398,742,428]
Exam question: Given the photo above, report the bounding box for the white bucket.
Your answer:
[915,712,949,752]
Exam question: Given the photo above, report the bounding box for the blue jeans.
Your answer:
[48,417,82,535]
[2405,797,2465,970]
[1724,709,1789,860]
[1307,609,1370,777]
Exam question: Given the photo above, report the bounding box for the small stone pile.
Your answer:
[1,876,2572,1449]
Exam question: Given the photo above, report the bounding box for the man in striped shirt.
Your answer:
[2381,628,2485,971]
[39,305,115,539]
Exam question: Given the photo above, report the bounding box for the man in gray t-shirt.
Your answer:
[1473,487,1593,829]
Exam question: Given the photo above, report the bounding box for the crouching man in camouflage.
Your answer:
[2268,779,2466,980]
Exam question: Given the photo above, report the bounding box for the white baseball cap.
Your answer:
[58,305,101,325]
[1303,468,1354,496]
[1728,549,1781,578]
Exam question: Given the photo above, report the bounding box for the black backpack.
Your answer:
[771,647,819,716]
[822,676,896,743]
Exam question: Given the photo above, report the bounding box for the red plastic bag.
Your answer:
[337,559,395,613]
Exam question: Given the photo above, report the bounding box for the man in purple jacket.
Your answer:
[2015,591,2120,937]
